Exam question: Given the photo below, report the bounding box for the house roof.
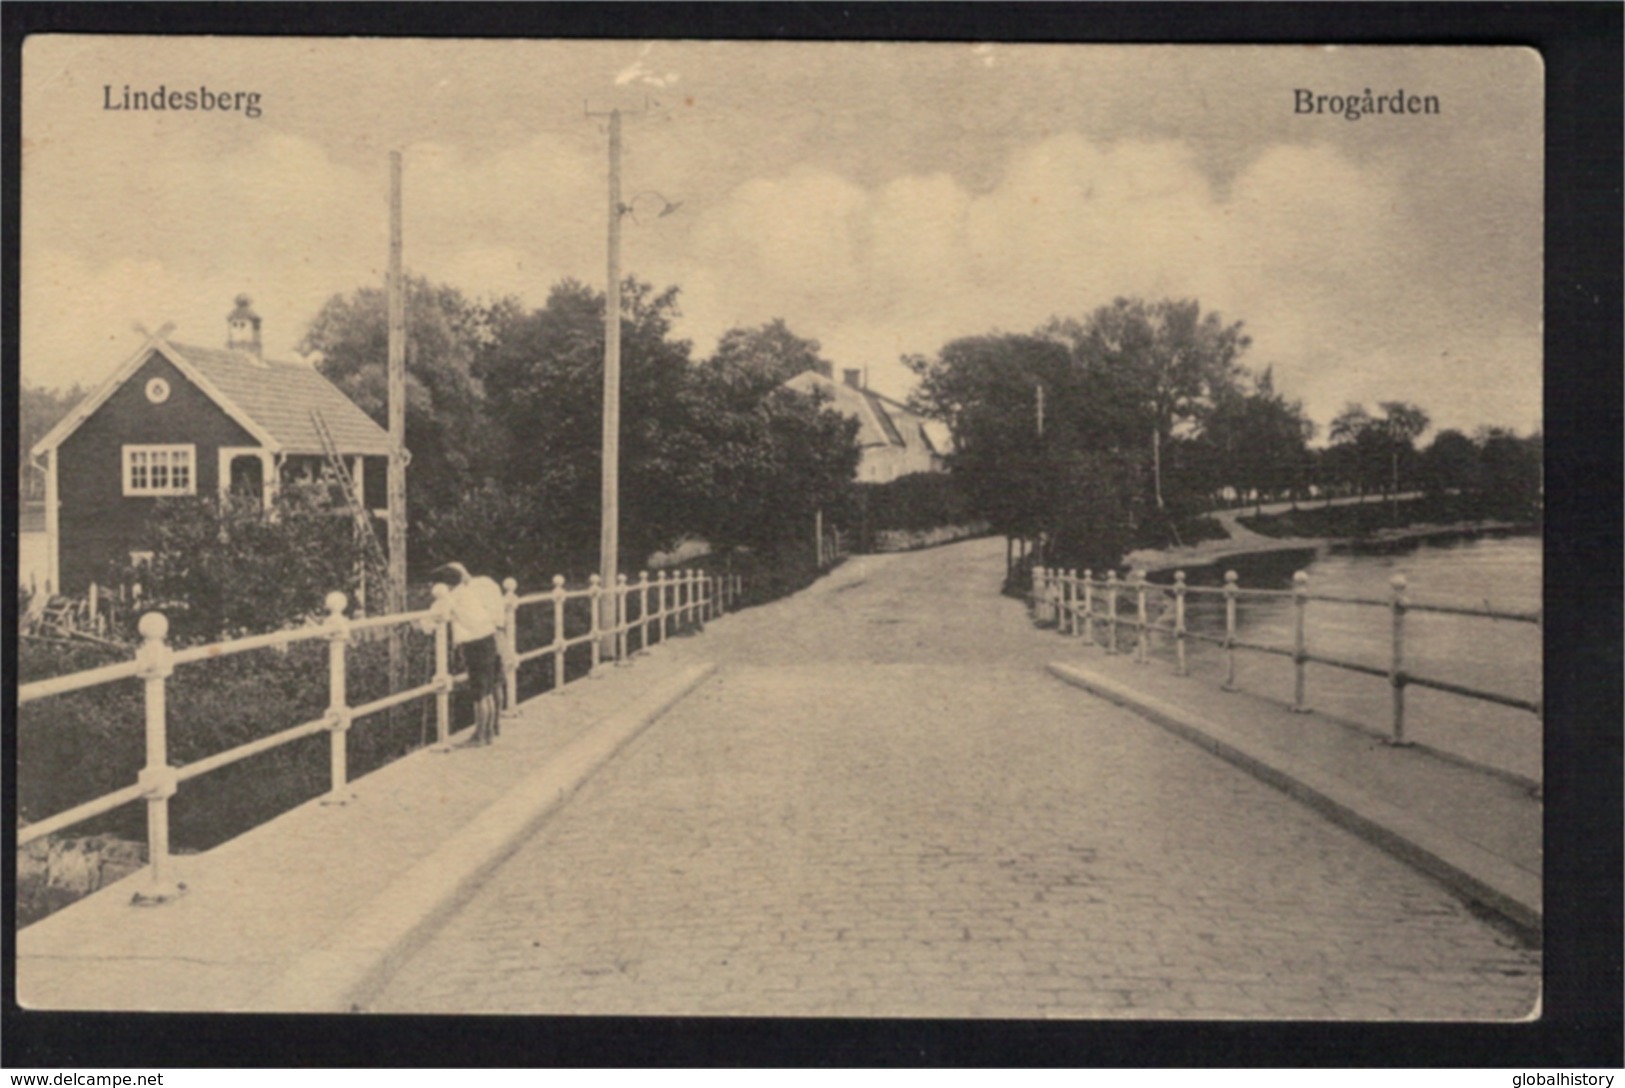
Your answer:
[31,336,392,459]
[781,369,949,456]
[172,342,391,455]
[783,370,892,448]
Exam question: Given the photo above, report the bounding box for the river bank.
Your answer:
[1125,514,1535,576]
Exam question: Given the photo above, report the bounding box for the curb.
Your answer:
[1047,662,1541,941]
[250,661,720,1013]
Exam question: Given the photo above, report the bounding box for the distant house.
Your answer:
[29,296,392,596]
[782,368,947,484]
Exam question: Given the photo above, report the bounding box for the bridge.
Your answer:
[16,535,1540,1018]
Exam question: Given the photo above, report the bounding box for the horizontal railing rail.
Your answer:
[1031,563,1540,745]
[17,565,744,905]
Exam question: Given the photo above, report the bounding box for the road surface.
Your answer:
[374,535,1538,1018]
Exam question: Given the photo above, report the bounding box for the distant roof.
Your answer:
[781,368,943,454]
[32,337,391,458]
[860,389,906,447]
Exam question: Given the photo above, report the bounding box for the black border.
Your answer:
[4,2,1620,1070]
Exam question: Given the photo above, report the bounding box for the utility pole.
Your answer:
[599,109,623,658]
[1036,382,1045,438]
[387,150,407,613]
[387,152,407,693]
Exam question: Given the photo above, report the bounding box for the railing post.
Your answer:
[133,611,182,903]
[638,570,652,653]
[1221,571,1239,691]
[615,574,631,665]
[1105,571,1119,654]
[430,584,451,745]
[1133,570,1149,665]
[551,575,567,690]
[658,570,670,643]
[1081,570,1094,643]
[588,574,603,673]
[1174,571,1188,677]
[502,577,520,711]
[1388,574,1410,744]
[1291,570,1312,713]
[1031,564,1043,621]
[323,591,353,805]
[1062,569,1076,636]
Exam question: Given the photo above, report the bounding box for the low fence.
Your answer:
[1031,565,1541,745]
[17,567,741,903]
[816,527,848,569]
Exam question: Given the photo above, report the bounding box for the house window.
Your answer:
[123,445,196,496]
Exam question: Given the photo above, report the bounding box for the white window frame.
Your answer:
[123,444,197,497]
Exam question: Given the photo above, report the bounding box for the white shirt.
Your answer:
[468,575,507,632]
[445,581,497,645]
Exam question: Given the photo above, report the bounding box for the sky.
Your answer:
[21,38,1543,439]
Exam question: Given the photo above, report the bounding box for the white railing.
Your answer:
[18,566,744,904]
[1032,564,1541,745]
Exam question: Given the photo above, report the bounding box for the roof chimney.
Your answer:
[227,294,263,357]
[842,368,862,389]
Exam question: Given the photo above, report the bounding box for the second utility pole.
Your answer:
[599,109,623,660]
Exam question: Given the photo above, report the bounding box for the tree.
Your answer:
[1327,400,1431,513]
[1201,368,1316,513]
[300,276,505,521]
[677,378,861,555]
[1048,298,1250,511]
[906,331,1154,571]
[1476,427,1542,515]
[1421,429,1480,495]
[1327,403,1381,499]
[475,278,702,569]
[704,318,834,397]
[19,383,88,501]
[906,333,1077,541]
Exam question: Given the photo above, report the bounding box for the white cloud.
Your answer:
[23,119,1538,436]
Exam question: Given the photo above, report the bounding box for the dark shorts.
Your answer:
[462,636,499,700]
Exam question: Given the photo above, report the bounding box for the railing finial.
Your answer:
[138,611,169,644]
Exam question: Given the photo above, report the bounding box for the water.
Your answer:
[1156,533,1542,782]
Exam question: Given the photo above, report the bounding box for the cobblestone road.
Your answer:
[373,537,1540,1018]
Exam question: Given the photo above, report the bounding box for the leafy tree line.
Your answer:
[18,274,858,644]
[904,295,1539,575]
[16,277,863,899]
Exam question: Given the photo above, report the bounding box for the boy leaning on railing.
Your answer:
[424,562,501,748]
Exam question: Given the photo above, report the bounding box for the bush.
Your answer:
[415,481,555,585]
[845,472,976,550]
[105,484,364,646]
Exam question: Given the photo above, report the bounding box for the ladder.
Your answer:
[310,409,390,610]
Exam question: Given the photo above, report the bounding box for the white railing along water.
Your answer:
[1031,564,1541,746]
[18,567,744,903]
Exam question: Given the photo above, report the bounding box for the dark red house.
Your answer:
[30,297,393,596]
